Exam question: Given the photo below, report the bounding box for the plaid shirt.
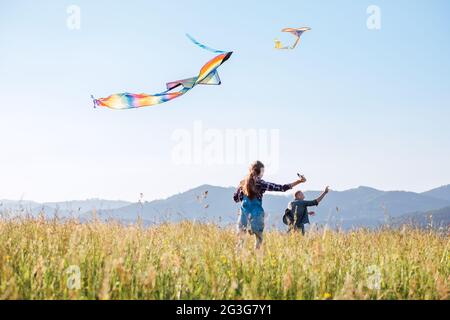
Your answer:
[233,178,292,202]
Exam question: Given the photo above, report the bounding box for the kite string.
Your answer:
[91,95,97,108]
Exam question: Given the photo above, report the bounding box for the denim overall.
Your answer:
[238,195,265,235]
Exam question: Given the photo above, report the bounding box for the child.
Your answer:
[283,186,330,235]
[233,160,306,249]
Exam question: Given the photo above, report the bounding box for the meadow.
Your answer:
[0,216,448,299]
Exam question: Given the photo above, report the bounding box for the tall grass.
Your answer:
[0,216,448,299]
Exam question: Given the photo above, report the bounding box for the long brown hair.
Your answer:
[240,161,264,200]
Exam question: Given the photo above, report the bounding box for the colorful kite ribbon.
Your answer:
[92,35,232,110]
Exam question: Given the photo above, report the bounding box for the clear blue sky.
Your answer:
[1,0,449,202]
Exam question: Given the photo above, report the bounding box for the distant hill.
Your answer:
[91,185,239,225]
[391,206,450,229]
[41,199,131,215]
[0,199,131,218]
[422,185,450,202]
[2,185,449,230]
[91,184,450,230]
[0,199,40,217]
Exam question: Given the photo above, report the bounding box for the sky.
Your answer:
[0,0,449,202]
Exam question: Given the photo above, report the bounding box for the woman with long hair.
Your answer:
[233,160,306,249]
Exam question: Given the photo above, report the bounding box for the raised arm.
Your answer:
[290,175,307,189]
[315,186,330,204]
[260,175,306,193]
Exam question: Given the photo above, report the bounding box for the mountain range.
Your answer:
[1,184,449,230]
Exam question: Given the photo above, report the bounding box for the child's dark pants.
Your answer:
[288,223,305,235]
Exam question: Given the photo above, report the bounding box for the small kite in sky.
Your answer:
[274,27,311,50]
[92,35,232,110]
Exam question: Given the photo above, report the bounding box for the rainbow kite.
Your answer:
[275,27,311,50]
[92,35,232,110]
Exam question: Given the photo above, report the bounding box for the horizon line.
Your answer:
[2,183,449,204]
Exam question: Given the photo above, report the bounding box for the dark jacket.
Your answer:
[286,199,319,225]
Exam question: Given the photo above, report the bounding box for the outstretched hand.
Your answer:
[291,175,307,188]
[324,186,330,193]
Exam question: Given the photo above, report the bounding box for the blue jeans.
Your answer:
[237,196,265,235]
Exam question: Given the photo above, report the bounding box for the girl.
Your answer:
[233,160,306,249]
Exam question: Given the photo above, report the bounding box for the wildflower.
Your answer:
[323,292,332,300]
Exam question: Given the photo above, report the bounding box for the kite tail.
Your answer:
[186,33,227,54]
[91,95,98,108]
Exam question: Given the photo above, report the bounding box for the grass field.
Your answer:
[0,217,448,299]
